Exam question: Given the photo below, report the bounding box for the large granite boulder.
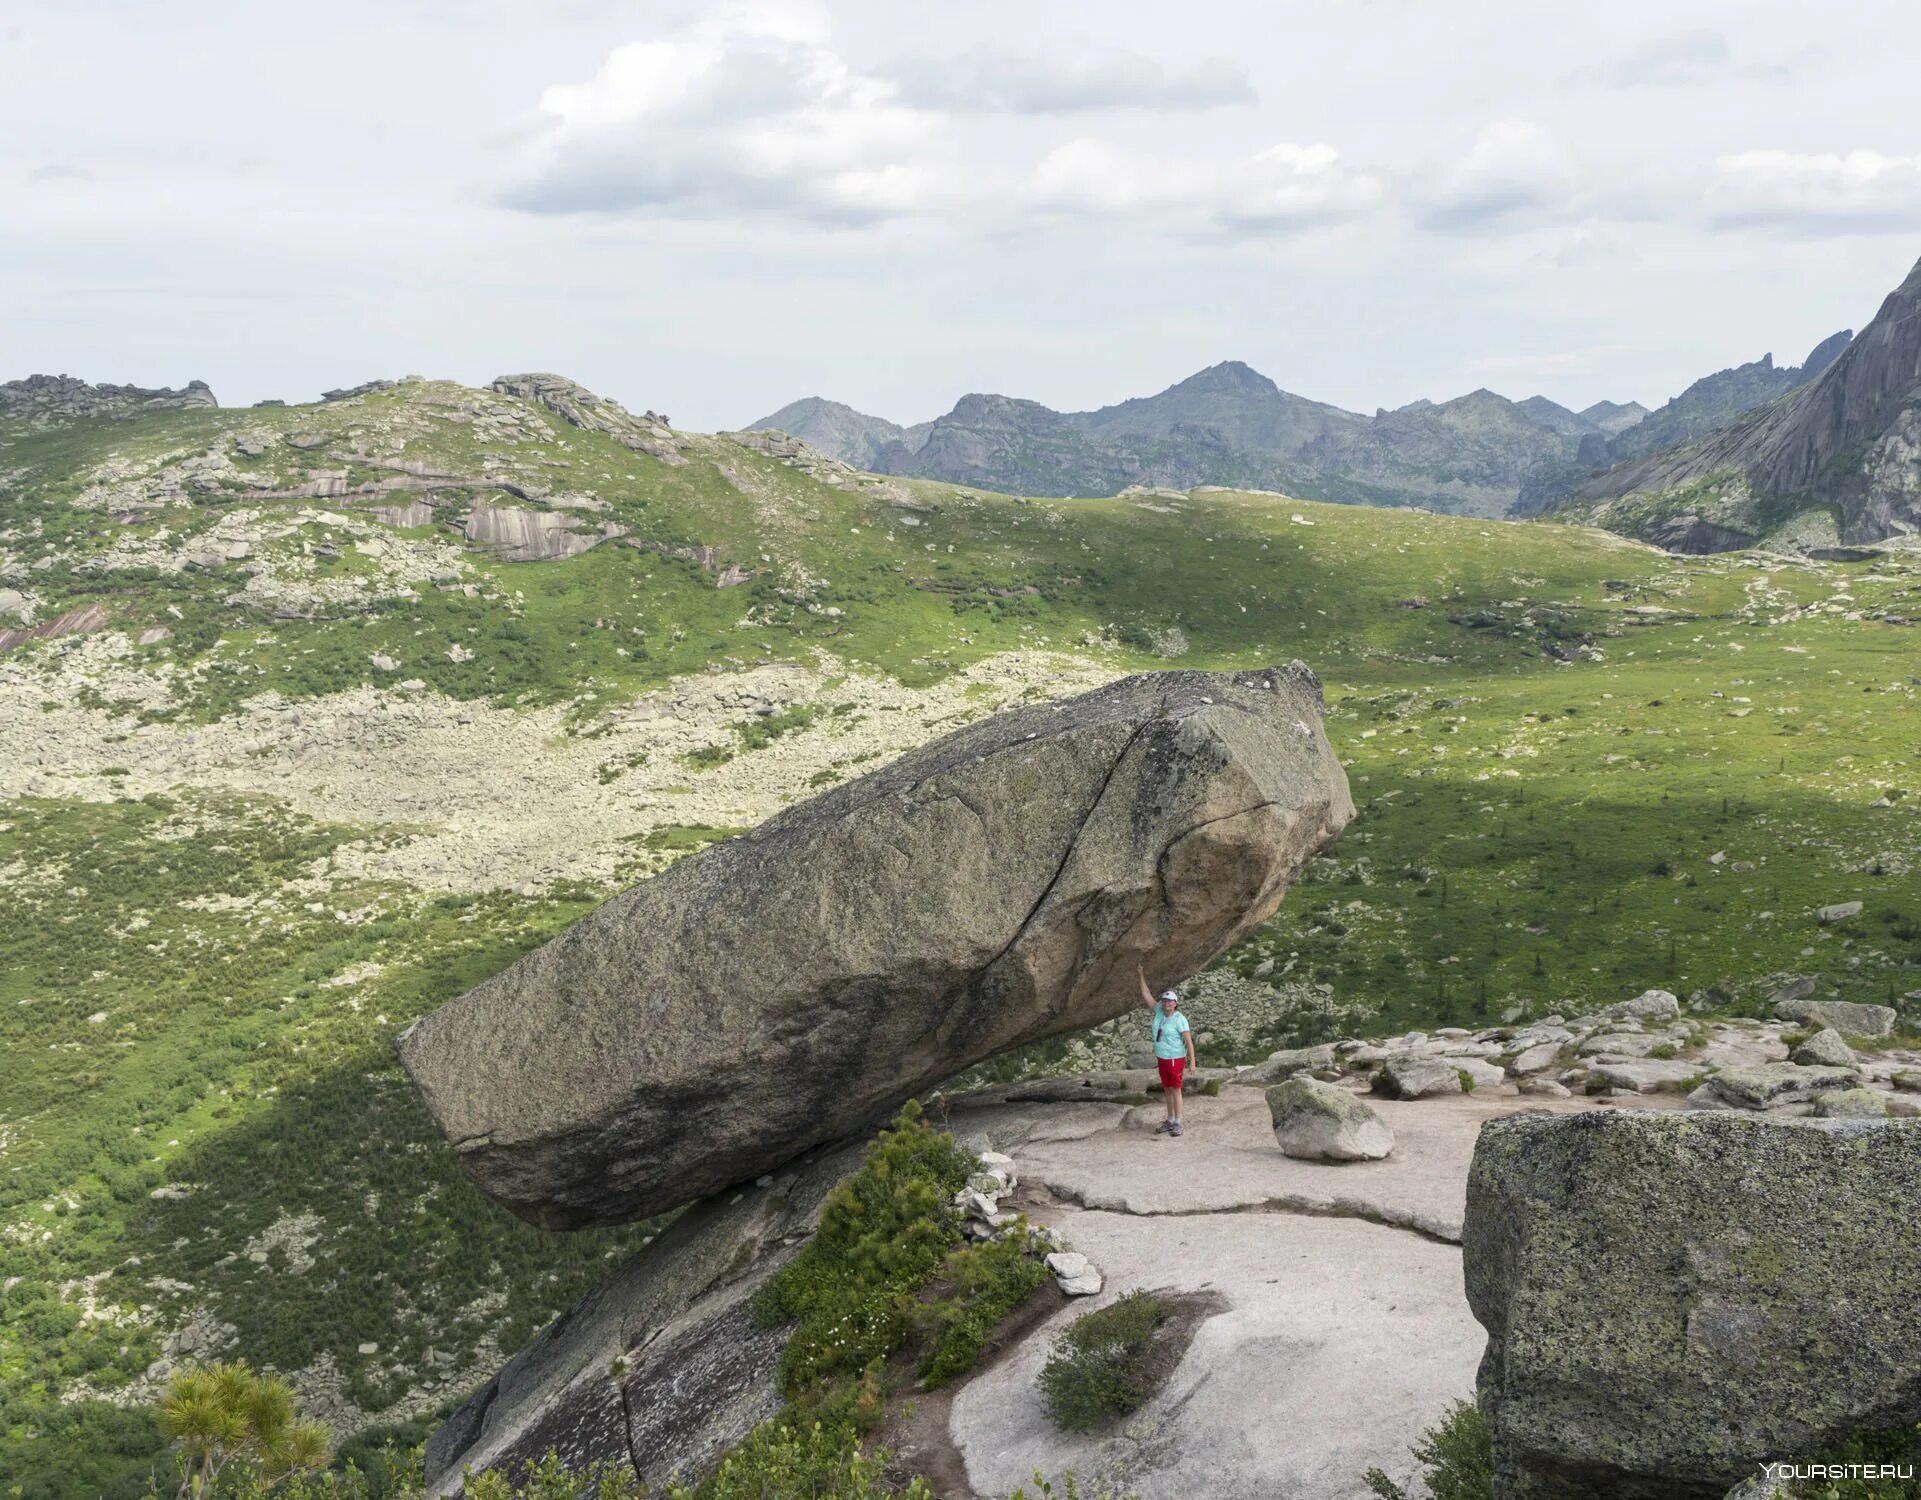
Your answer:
[1465,1111,1921,1499]
[398,665,1353,1229]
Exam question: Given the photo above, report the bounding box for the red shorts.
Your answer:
[1157,1057,1186,1092]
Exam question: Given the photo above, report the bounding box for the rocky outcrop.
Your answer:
[1556,256,1921,548]
[460,501,626,563]
[398,665,1353,1229]
[1465,1111,1921,1498]
[0,373,216,426]
[422,1136,864,1494]
[488,374,686,465]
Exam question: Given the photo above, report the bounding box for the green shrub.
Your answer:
[751,1101,977,1395]
[1037,1291,1170,1432]
[1007,1475,1140,1500]
[916,1230,1049,1387]
[663,1419,927,1500]
[1363,1400,1492,1500]
[466,1453,644,1500]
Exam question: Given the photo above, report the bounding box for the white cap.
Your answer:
[1159,989,1179,1003]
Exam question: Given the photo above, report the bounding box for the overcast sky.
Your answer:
[5,0,1920,430]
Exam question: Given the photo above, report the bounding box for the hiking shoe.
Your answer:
[1168,1122,1183,1137]
[1154,1119,1174,1135]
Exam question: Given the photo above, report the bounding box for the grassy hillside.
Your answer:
[2,379,1917,1496]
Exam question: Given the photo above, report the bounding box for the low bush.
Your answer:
[1037,1291,1170,1432]
[750,1100,978,1397]
[915,1232,1049,1387]
[664,1419,928,1500]
[1363,1399,1492,1500]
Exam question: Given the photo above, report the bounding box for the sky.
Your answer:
[4,0,1920,431]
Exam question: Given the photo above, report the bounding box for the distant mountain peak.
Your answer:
[1171,360,1281,397]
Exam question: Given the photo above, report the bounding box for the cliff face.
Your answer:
[1555,257,1921,550]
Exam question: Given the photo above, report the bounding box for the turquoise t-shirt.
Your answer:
[1152,1009,1191,1060]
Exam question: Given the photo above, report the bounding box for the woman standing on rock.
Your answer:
[1139,964,1195,1137]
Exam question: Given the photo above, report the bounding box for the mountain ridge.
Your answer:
[744,335,1847,519]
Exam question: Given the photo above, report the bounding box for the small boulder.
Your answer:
[1372,1055,1464,1100]
[1815,901,1864,923]
[1244,1042,1337,1084]
[1599,988,1680,1023]
[1576,1032,1666,1059]
[1584,1059,1701,1095]
[1505,1042,1563,1076]
[1892,1070,1921,1094]
[976,1151,1017,1189]
[1045,1251,1103,1296]
[1774,997,1896,1037]
[1789,1028,1856,1069]
[1265,1077,1394,1162]
[1453,1057,1507,1092]
[1814,1088,1890,1119]
[1688,1064,1856,1111]
[1517,1077,1570,1098]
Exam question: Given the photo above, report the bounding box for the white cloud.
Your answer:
[1704,149,1921,234]
[891,46,1253,114]
[1417,120,1579,231]
[500,5,938,224]
[1029,138,1382,235]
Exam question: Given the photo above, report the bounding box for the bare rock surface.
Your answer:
[948,1209,1482,1500]
[1002,1085,1631,1244]
[398,665,1353,1228]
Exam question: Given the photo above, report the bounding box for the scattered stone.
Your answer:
[1516,1078,1570,1098]
[1243,1042,1336,1083]
[1506,1042,1563,1076]
[1774,997,1896,1038]
[1044,1251,1103,1296]
[1892,1070,1921,1093]
[1789,1028,1856,1069]
[1813,1088,1889,1119]
[1688,1064,1857,1111]
[1815,901,1863,923]
[1575,1032,1668,1059]
[1372,1055,1464,1101]
[397,665,1354,1228]
[1467,1111,1921,1498]
[1453,1057,1507,1092]
[976,1151,1017,1188]
[1599,988,1680,1023]
[1584,1059,1701,1095]
[1265,1077,1394,1162]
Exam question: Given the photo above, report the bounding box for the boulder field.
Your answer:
[397,664,1353,1229]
